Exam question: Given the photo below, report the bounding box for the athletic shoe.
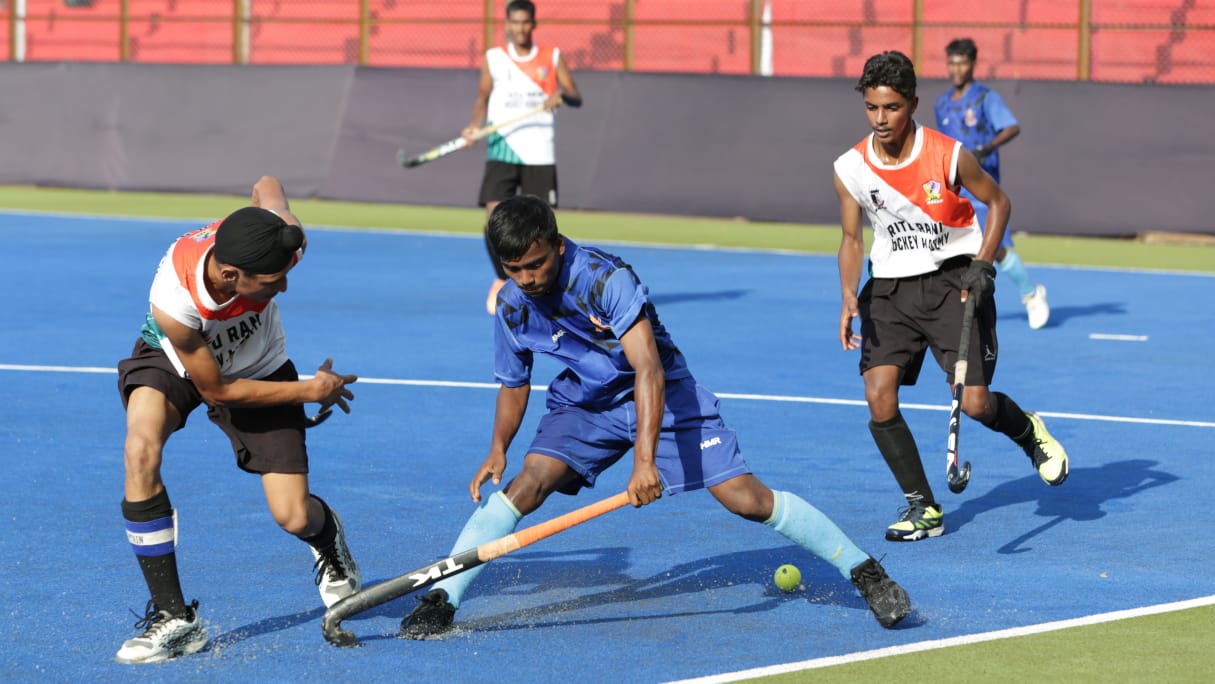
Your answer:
[849,558,911,628]
[399,588,456,640]
[114,600,207,664]
[486,278,506,315]
[1025,412,1069,486]
[885,501,944,542]
[310,510,361,608]
[1022,284,1050,330]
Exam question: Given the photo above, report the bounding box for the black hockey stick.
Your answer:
[321,491,630,647]
[304,405,332,428]
[946,295,977,493]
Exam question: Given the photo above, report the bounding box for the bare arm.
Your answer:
[152,306,354,410]
[619,316,664,508]
[835,171,865,351]
[249,175,303,231]
[469,383,531,503]
[955,148,1010,264]
[551,53,581,109]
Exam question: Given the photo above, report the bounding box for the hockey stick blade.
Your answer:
[321,491,630,647]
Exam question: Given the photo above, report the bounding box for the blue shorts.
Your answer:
[960,188,1014,251]
[528,377,749,496]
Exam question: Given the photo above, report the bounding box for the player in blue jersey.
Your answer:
[935,38,1050,329]
[399,195,911,637]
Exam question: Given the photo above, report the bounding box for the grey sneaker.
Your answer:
[310,510,361,608]
[849,558,911,628]
[114,600,207,664]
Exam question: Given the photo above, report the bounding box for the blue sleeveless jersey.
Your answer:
[933,82,1018,182]
[494,239,691,409]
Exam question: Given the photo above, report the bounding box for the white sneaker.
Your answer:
[1022,284,1050,330]
[310,510,361,607]
[115,600,207,664]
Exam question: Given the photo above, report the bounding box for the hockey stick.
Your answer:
[397,104,548,169]
[321,490,631,647]
[946,295,977,493]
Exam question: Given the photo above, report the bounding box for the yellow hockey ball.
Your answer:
[774,564,801,592]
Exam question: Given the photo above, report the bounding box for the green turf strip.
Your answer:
[0,186,1210,273]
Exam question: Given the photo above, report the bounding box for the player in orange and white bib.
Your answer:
[112,176,361,665]
[833,52,1069,544]
[461,0,582,314]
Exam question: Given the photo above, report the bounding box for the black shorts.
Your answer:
[857,256,998,386]
[478,161,558,207]
[117,339,310,475]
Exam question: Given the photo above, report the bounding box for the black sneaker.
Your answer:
[399,588,456,640]
[849,558,911,628]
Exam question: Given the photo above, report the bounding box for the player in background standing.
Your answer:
[934,37,1050,329]
[463,0,581,314]
[833,52,1069,542]
[397,195,911,639]
[114,176,360,664]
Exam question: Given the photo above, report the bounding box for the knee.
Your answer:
[961,388,994,423]
[268,496,313,536]
[711,476,773,522]
[502,471,552,516]
[123,432,164,480]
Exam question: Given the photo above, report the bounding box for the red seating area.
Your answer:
[10,0,1214,84]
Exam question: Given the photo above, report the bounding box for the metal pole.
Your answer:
[624,0,634,72]
[912,0,923,72]
[484,0,495,52]
[119,0,129,61]
[359,0,370,65]
[1078,0,1092,80]
[11,0,27,62]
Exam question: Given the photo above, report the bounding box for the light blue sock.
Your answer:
[431,491,522,608]
[765,490,870,579]
[998,249,1036,298]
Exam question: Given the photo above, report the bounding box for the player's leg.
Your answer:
[115,344,208,664]
[261,474,360,607]
[933,291,1068,486]
[210,360,361,608]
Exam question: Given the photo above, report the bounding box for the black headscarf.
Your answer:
[214,207,303,275]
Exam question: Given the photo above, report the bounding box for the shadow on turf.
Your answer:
[347,544,916,640]
[946,459,1178,553]
[997,301,1127,328]
[649,289,749,306]
[209,544,921,647]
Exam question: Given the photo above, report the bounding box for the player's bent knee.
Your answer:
[268,500,312,536]
[711,476,773,522]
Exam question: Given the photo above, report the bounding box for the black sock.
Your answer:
[299,495,337,549]
[869,414,935,506]
[982,392,1035,452]
[122,490,187,616]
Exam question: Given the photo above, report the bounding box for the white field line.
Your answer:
[1089,333,1150,341]
[3,364,1213,428]
[665,594,1215,684]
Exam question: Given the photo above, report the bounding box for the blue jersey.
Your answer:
[933,82,1018,182]
[493,238,691,409]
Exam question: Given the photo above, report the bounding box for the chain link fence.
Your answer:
[4,1,1213,83]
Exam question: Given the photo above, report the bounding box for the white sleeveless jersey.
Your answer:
[484,43,559,165]
[834,125,983,278]
[146,220,289,380]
